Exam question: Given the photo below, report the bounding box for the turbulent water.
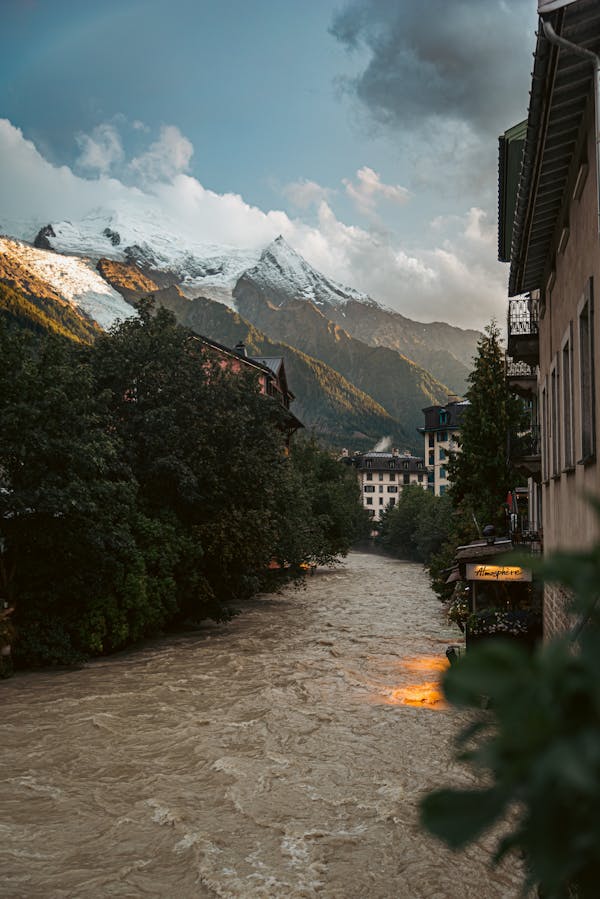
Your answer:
[1,552,523,898]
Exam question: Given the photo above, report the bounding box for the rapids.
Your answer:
[1,551,523,898]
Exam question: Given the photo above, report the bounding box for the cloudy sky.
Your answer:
[0,0,537,329]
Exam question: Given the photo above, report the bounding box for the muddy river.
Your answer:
[1,551,523,898]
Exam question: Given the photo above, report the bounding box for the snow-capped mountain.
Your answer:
[31,210,260,308]
[2,211,480,392]
[0,236,135,329]
[27,213,371,313]
[239,235,370,309]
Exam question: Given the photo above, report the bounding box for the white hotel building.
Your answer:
[347,450,428,521]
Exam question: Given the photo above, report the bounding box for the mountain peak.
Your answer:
[247,235,370,309]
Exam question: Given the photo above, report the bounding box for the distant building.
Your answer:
[343,449,428,521]
[417,396,468,496]
[195,336,303,449]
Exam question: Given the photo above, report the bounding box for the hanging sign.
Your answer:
[466,563,532,583]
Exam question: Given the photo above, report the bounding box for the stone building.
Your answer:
[345,450,428,522]
[417,397,468,496]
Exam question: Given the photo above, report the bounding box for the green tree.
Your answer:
[379,485,452,564]
[448,321,527,533]
[0,324,165,665]
[282,438,370,566]
[91,301,291,617]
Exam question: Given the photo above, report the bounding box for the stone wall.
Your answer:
[544,582,573,639]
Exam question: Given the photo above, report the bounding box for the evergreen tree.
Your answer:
[448,321,527,533]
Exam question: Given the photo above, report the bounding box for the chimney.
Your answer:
[235,341,248,358]
[392,447,400,456]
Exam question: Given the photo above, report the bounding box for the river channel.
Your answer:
[1,551,523,898]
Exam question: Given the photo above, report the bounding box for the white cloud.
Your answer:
[343,166,410,217]
[130,125,194,182]
[0,118,506,329]
[282,178,333,209]
[75,123,124,175]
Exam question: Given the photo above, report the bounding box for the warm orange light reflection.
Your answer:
[390,682,448,709]
[381,655,451,710]
[402,656,449,674]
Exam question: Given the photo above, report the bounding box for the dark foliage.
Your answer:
[0,306,365,666]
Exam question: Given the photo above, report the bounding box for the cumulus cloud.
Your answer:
[130,124,194,182]
[75,123,124,175]
[343,166,410,217]
[282,178,333,209]
[0,118,506,329]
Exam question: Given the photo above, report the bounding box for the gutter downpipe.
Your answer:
[542,18,600,235]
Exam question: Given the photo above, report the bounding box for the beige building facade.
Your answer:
[504,0,600,635]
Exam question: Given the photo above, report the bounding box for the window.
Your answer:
[366,472,373,481]
[437,431,447,442]
[403,461,409,470]
[379,485,384,493]
[428,471,434,483]
[439,485,446,496]
[439,410,447,425]
[428,451,434,465]
[364,485,375,493]
[389,498,396,507]
[368,509,375,518]
[403,473,410,485]
[439,448,446,461]
[366,460,372,468]
[439,467,447,480]
[389,472,396,481]
[541,381,548,481]
[428,434,434,448]
[417,462,423,469]
[387,485,398,493]
[379,497,384,505]
[366,497,373,505]
[550,357,560,477]
[418,474,423,483]
[562,324,574,469]
[379,472,384,481]
[579,279,595,461]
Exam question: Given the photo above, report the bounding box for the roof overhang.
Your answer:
[509,0,600,296]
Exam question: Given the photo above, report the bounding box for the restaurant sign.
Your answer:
[466,563,532,583]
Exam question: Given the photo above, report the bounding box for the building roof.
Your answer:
[353,451,426,472]
[508,0,600,296]
[418,400,468,434]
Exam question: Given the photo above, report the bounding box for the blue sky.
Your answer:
[0,0,537,327]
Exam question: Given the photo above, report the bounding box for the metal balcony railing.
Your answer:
[508,296,539,338]
[512,424,541,459]
[505,356,535,379]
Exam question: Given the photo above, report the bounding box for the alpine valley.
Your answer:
[0,213,481,451]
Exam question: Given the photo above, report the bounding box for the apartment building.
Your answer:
[346,450,428,521]
[417,397,467,496]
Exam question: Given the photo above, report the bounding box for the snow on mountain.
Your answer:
[241,236,371,309]
[0,236,136,329]
[35,210,260,308]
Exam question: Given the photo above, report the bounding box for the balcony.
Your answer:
[507,296,539,365]
[510,424,541,480]
[506,356,537,398]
